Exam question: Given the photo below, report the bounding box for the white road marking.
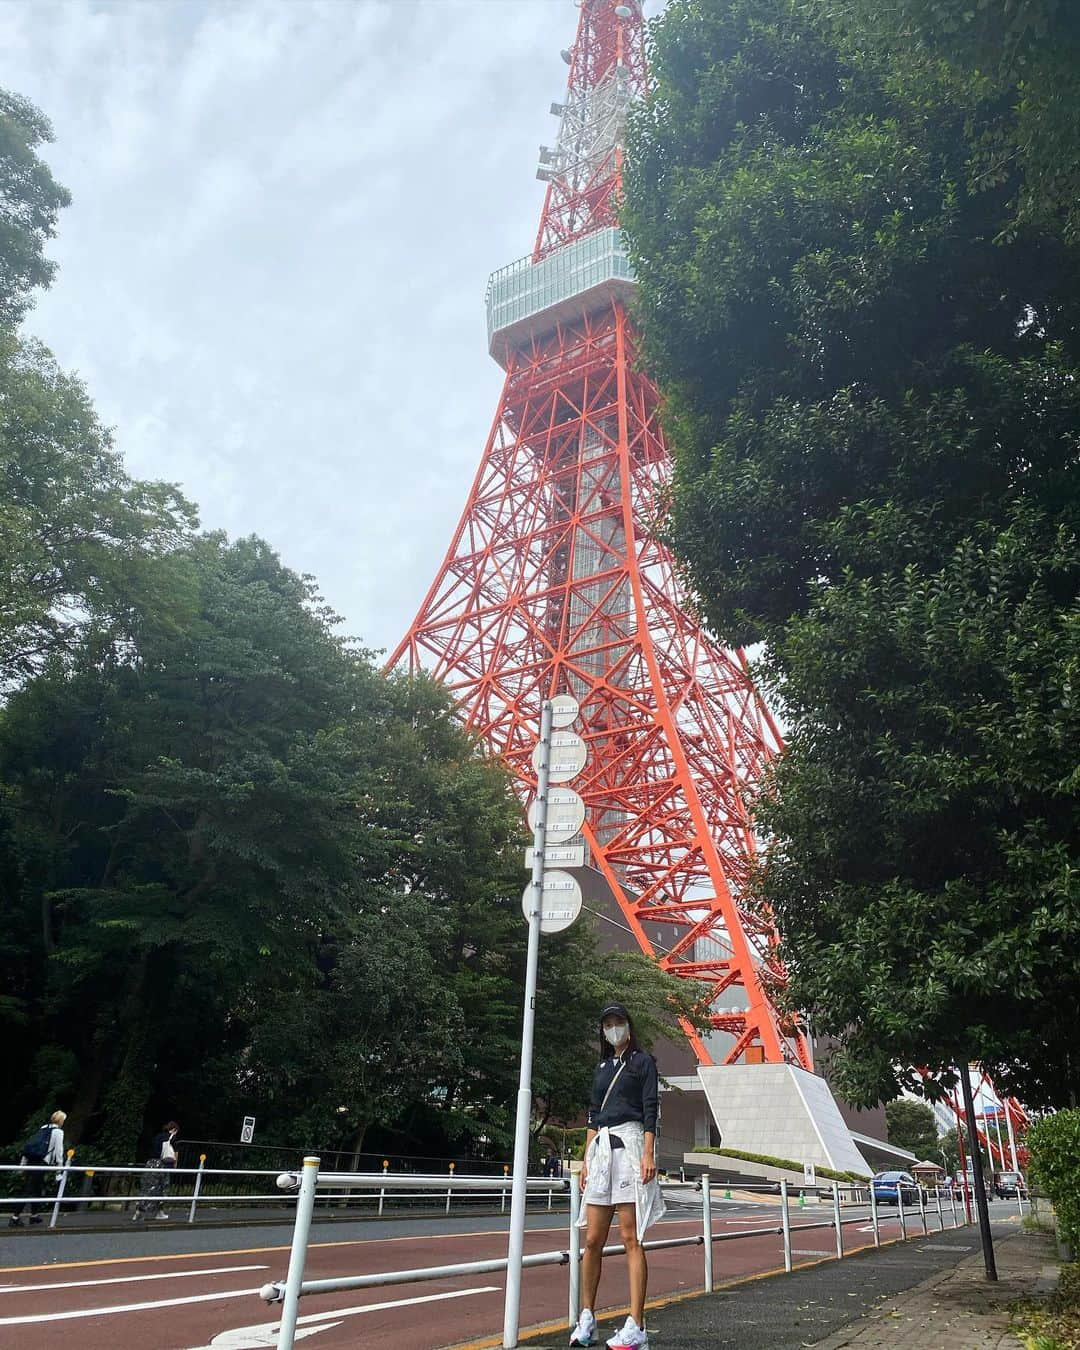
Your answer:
[0,1265,268,1294]
[191,1286,501,1349]
[0,1285,262,1326]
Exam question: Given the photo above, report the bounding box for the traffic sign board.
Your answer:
[549,695,580,729]
[521,869,583,934]
[527,786,585,838]
[532,730,586,783]
[525,843,586,868]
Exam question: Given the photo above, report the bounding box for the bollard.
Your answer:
[446,1162,455,1216]
[831,1182,843,1259]
[49,1150,75,1230]
[501,1163,510,1214]
[702,1174,713,1292]
[918,1187,929,1236]
[1017,1187,1025,1221]
[898,1191,908,1241]
[568,1164,581,1330]
[869,1177,880,1248]
[379,1160,389,1218]
[950,1185,959,1229]
[935,1187,945,1233]
[277,1156,319,1350]
[780,1178,792,1272]
[188,1155,207,1224]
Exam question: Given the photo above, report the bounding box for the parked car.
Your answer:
[993,1171,1025,1199]
[872,1170,920,1206]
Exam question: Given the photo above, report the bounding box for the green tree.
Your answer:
[846,0,1080,240]
[0,88,70,324]
[885,1099,939,1160]
[624,0,1080,1107]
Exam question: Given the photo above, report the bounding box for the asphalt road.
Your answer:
[0,1196,1014,1349]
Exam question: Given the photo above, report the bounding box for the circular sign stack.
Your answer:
[523,696,586,934]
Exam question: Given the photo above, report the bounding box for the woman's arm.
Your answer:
[580,1128,597,1190]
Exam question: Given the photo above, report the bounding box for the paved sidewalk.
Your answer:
[516,1219,1055,1349]
[812,1227,1058,1348]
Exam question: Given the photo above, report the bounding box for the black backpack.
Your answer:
[22,1124,52,1162]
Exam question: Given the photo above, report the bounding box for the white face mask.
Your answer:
[603,1023,628,1047]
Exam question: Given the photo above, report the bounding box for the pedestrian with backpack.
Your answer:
[9,1111,66,1228]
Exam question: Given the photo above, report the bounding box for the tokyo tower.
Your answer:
[388,0,810,1072]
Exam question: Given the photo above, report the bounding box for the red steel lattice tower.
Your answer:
[388,0,811,1071]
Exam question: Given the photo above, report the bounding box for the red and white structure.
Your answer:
[388,0,809,1073]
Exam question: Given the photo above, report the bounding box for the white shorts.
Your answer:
[583,1144,638,1208]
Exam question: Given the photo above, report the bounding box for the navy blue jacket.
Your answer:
[587,1049,658,1134]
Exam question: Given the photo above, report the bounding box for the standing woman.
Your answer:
[570,1004,664,1350]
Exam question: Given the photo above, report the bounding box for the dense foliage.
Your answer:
[624,0,1080,1106]
[1027,1110,1080,1249]
[0,87,703,1163]
[885,1100,939,1161]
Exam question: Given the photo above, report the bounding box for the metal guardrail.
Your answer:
[259,1163,1022,1350]
[0,1158,565,1229]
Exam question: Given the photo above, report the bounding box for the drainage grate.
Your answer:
[918,1243,972,1251]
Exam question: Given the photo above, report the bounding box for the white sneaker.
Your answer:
[570,1308,597,1346]
[607,1316,648,1350]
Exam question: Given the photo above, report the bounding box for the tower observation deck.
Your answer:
[388,0,811,1073]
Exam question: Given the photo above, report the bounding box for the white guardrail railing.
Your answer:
[0,1158,564,1229]
[260,1163,1026,1350]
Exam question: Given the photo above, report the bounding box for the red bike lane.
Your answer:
[0,1208,910,1349]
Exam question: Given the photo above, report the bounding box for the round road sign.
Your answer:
[527,786,586,839]
[532,730,586,783]
[549,695,580,729]
[521,869,583,934]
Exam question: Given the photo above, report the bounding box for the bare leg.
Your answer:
[582,1204,614,1312]
[616,1204,647,1327]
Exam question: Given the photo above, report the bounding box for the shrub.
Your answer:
[1027,1110,1080,1249]
[695,1146,864,1184]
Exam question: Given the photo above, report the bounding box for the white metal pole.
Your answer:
[702,1174,714,1292]
[780,1178,792,1271]
[831,1182,843,1258]
[278,1156,320,1350]
[502,698,554,1350]
[446,1162,455,1216]
[569,1166,581,1330]
[898,1190,907,1241]
[869,1178,880,1248]
[501,1163,509,1214]
[918,1186,928,1236]
[188,1155,206,1224]
[935,1187,945,1233]
[379,1160,388,1217]
[951,1184,959,1228]
[50,1152,73,1229]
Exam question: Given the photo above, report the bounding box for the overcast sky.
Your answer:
[2,0,659,654]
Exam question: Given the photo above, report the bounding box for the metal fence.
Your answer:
[0,1157,566,1230]
[259,1163,1025,1350]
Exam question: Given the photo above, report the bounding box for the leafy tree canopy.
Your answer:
[624,0,1080,1107]
[885,1098,939,1160]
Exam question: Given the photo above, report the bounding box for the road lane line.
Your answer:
[0,1285,262,1325]
[0,1264,268,1293]
[188,1286,501,1348]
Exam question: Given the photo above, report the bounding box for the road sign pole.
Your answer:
[503,697,554,1349]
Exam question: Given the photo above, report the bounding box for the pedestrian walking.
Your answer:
[570,1004,663,1350]
[133,1120,180,1221]
[9,1110,67,1227]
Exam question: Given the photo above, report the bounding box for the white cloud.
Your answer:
[2,0,661,652]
